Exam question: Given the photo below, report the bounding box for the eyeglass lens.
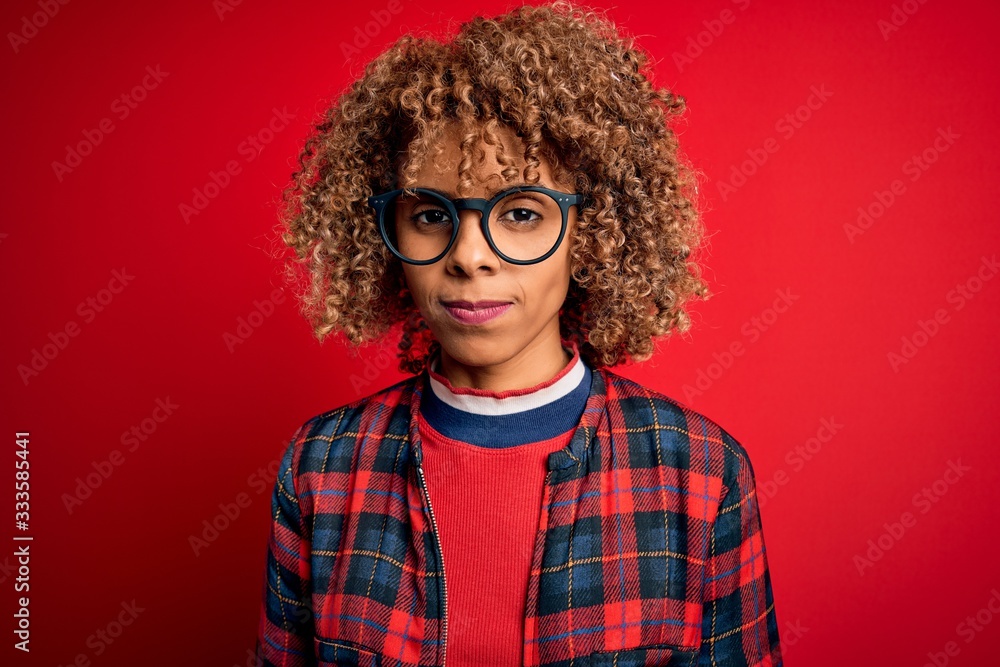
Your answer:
[384,190,563,262]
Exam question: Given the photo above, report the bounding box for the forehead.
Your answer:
[401,121,560,191]
[417,122,524,177]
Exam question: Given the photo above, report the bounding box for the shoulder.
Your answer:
[600,367,757,495]
[303,373,416,438]
[278,374,420,480]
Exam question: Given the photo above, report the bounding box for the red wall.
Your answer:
[3,0,999,665]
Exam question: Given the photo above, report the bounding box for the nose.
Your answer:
[446,208,499,272]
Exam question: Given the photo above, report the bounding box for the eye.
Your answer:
[494,191,553,227]
[412,207,452,225]
[500,207,542,224]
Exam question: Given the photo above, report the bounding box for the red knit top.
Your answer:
[417,342,590,666]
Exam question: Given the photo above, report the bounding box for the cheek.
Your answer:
[400,268,442,318]
[400,266,425,298]
[531,261,573,308]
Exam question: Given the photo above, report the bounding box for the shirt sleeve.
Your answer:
[697,447,783,667]
[256,425,316,667]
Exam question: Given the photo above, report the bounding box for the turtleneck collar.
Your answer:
[419,339,592,447]
[427,339,584,413]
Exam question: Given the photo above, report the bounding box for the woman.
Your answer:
[256,2,783,666]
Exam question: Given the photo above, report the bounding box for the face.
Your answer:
[397,122,578,378]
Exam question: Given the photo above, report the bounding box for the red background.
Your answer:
[3,0,999,665]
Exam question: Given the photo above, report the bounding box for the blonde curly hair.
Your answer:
[275,0,712,374]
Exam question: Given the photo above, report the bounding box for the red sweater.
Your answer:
[417,342,589,666]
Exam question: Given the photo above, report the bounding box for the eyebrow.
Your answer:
[419,184,539,199]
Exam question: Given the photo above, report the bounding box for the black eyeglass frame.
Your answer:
[367,185,584,266]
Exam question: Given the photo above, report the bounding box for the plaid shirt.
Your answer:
[256,364,783,667]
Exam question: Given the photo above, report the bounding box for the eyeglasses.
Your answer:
[367,185,583,265]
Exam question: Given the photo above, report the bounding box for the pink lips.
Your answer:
[441,301,513,325]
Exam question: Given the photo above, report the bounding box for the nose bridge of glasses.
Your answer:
[450,198,494,240]
[452,197,490,219]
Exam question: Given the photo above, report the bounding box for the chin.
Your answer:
[436,338,508,367]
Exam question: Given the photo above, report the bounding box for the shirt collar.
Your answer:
[426,339,585,415]
[405,340,608,472]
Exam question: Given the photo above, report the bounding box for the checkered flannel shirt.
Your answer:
[256,364,782,667]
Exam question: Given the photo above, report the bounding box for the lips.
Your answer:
[440,300,512,310]
[440,300,513,326]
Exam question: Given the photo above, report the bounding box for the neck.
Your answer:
[432,335,576,394]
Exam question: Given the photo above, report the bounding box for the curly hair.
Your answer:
[274,0,712,374]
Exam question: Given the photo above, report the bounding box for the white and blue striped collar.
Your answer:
[419,340,592,448]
